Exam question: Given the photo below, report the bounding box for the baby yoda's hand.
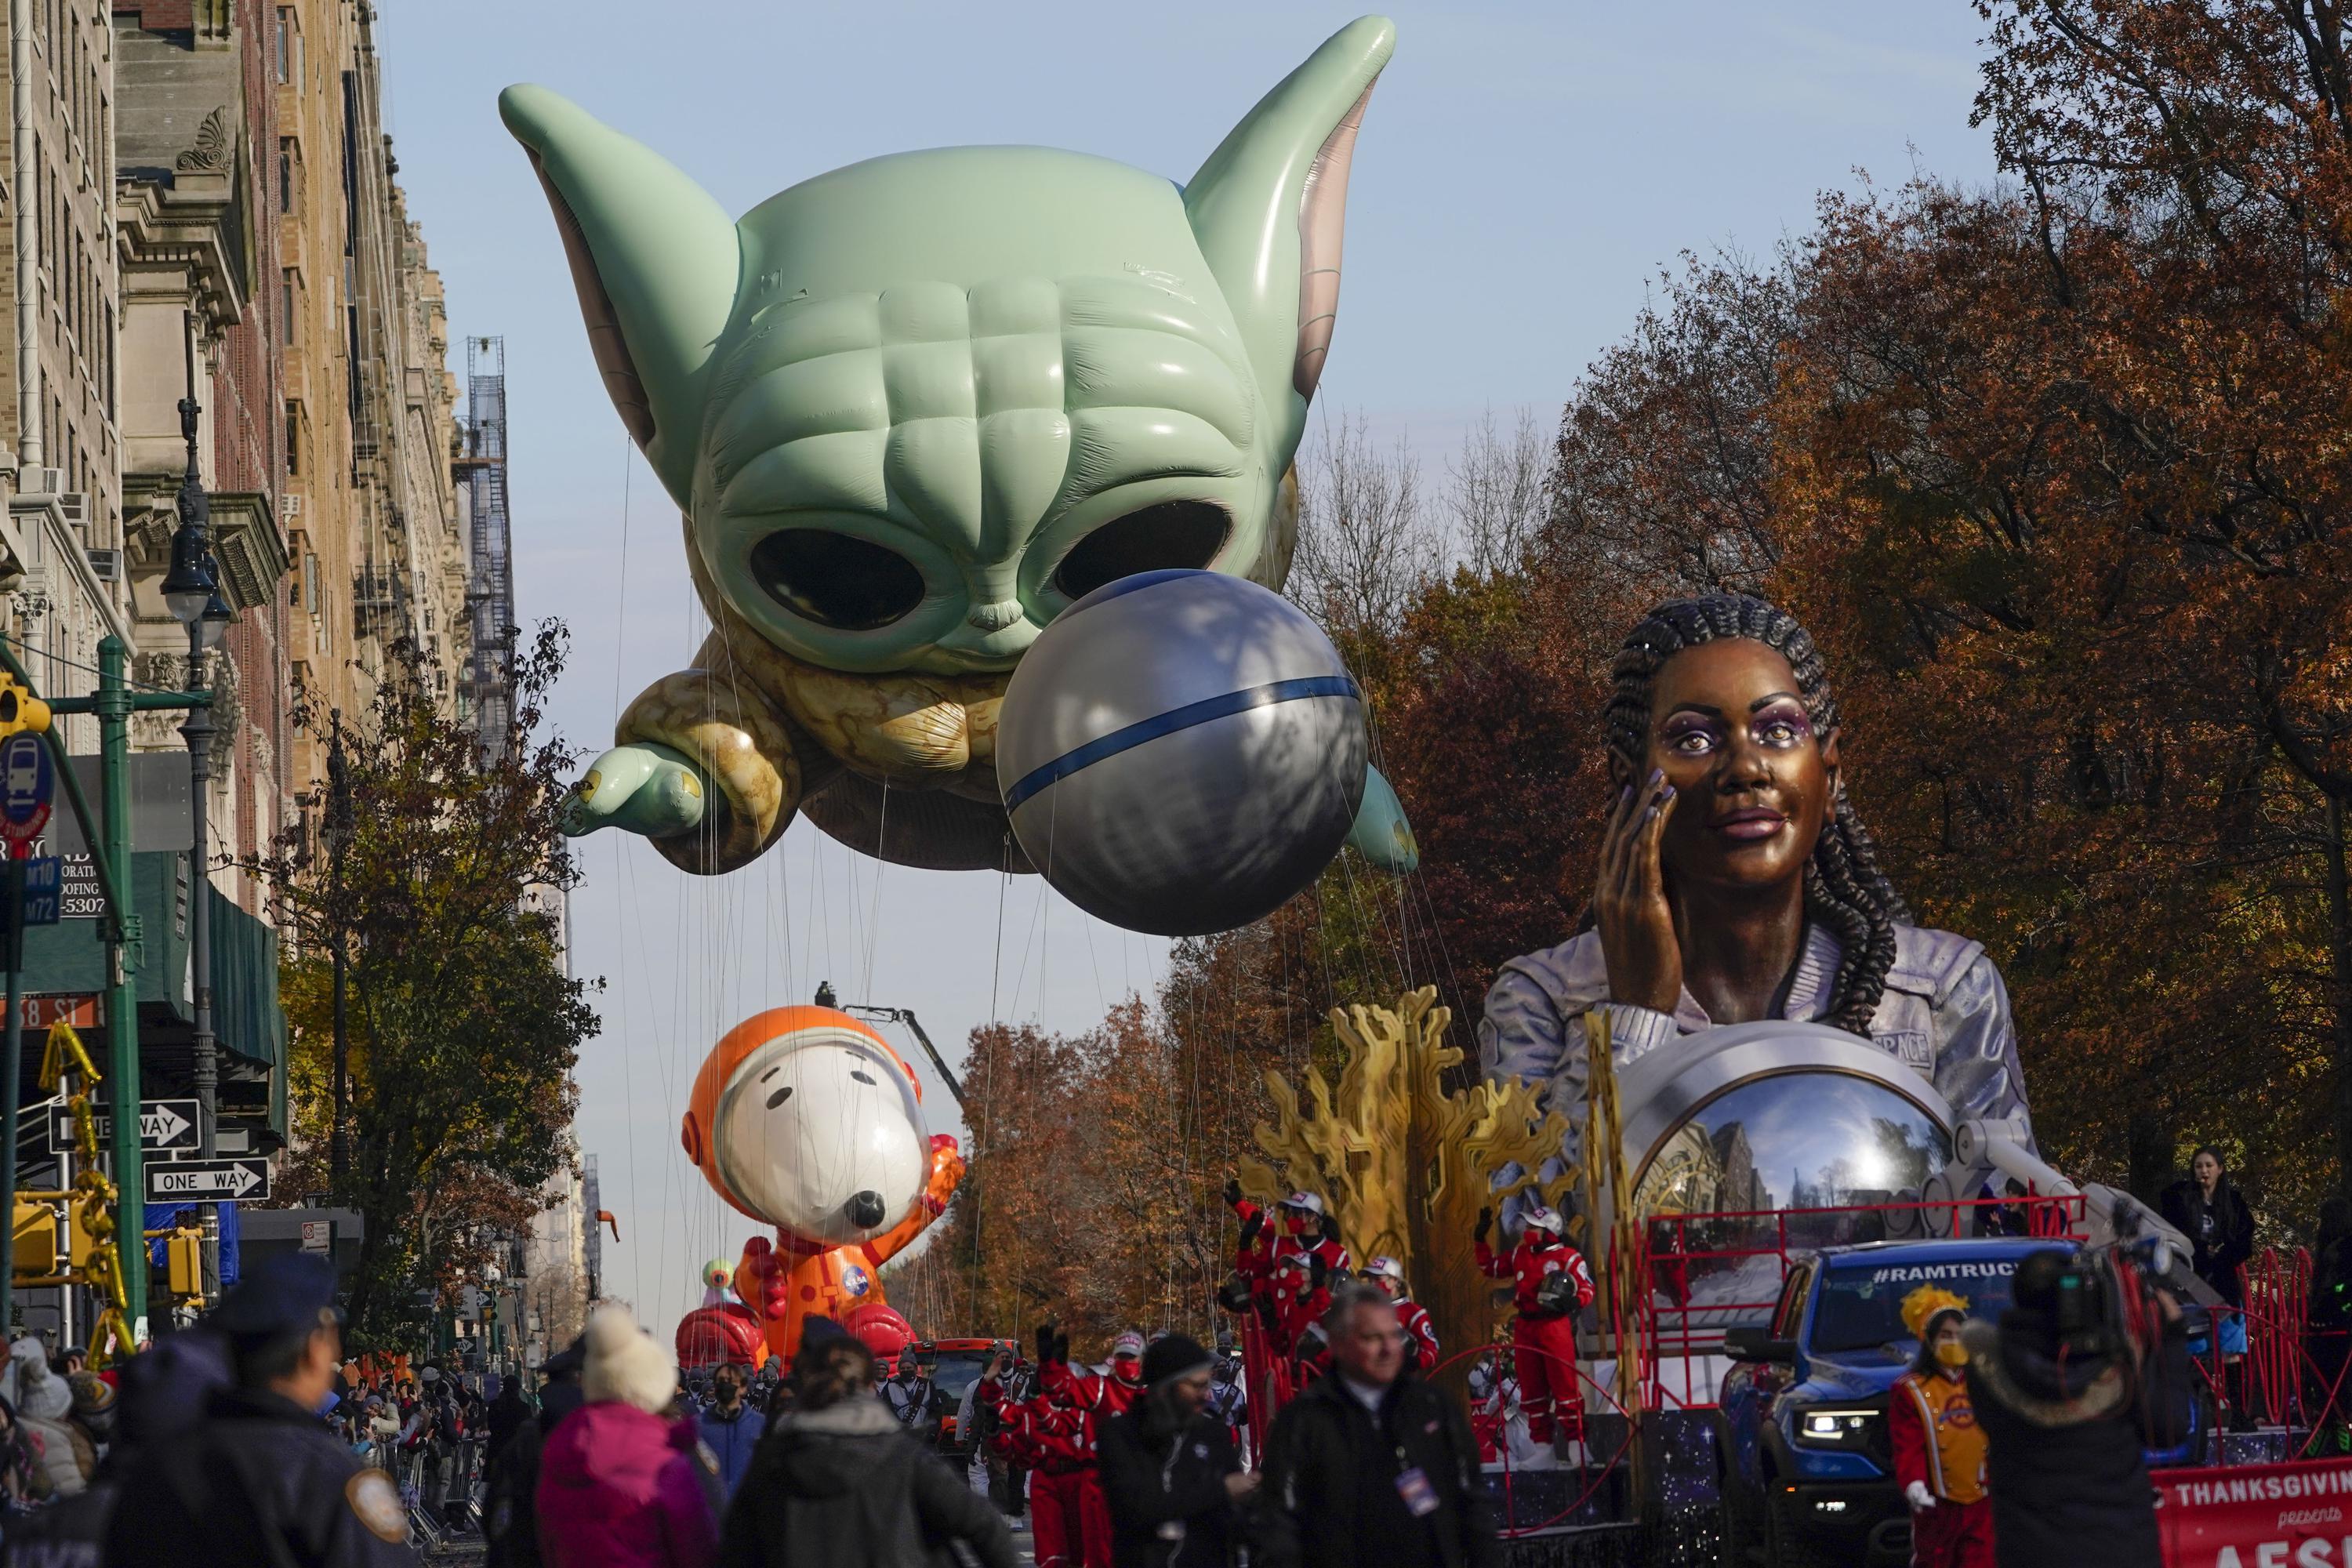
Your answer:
[561,742,715,840]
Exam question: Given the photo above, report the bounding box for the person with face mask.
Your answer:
[880,1352,937,1441]
[1472,1203,1592,1461]
[1362,1260,1439,1374]
[1097,1334,1258,1568]
[1890,1288,1994,1568]
[695,1364,764,1502]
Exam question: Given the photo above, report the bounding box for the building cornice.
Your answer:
[113,169,247,331]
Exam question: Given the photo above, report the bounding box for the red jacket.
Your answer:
[1044,1359,1142,1418]
[1475,1234,1595,1316]
[1395,1297,1440,1370]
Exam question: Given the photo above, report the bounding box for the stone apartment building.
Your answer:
[274,0,466,810]
[0,0,131,759]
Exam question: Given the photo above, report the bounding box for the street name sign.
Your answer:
[144,1159,269,1202]
[46,1098,199,1153]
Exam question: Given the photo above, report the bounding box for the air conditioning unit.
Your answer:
[20,467,63,498]
[282,493,303,520]
[57,492,85,526]
[85,549,120,583]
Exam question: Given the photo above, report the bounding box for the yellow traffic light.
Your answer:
[66,1200,102,1269]
[165,1231,202,1298]
[13,1202,56,1276]
[0,673,49,739]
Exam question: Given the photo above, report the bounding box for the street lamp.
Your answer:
[164,314,222,1300]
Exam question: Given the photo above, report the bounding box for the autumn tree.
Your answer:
[256,628,597,1347]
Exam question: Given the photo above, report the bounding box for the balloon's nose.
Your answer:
[848,1189,887,1229]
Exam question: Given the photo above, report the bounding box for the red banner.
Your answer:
[2159,1457,2352,1566]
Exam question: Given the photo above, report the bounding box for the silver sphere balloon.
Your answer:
[996,570,1368,936]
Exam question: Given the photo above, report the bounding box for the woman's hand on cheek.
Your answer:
[1597,768,1682,1013]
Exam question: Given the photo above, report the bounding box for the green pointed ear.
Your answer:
[1184,16,1393,471]
[499,85,739,506]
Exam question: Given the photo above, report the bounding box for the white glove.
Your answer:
[1904,1480,1936,1512]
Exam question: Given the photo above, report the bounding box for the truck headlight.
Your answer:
[1790,1406,1878,1448]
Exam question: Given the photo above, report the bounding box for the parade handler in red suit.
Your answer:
[1047,1328,1145,1564]
[1364,1256,1442,1371]
[1474,1201,1593,1457]
[1891,1287,1995,1568]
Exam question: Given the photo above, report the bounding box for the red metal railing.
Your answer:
[1636,1192,2089,1411]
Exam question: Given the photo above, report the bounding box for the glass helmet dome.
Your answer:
[1611,1021,1955,1319]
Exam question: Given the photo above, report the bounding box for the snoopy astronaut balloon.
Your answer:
[677,1007,963,1363]
[502,16,1417,932]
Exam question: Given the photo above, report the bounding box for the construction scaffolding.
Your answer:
[455,336,516,756]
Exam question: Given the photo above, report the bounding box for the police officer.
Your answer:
[106,1253,419,1566]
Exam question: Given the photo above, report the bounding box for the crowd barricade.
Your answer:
[2185,1248,2352,1451]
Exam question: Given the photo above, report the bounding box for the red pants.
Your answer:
[1512,1312,1582,1444]
[1911,1497,1994,1568]
[1077,1470,1112,1568]
[1030,1468,1095,1568]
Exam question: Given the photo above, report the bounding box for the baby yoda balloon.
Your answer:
[503,16,1418,910]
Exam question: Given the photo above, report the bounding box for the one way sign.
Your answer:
[144,1159,269,1203]
[45,1099,198,1154]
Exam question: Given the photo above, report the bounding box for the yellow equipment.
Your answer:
[11,1202,55,1276]
[0,672,50,739]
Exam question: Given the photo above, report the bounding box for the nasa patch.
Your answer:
[841,1265,870,1298]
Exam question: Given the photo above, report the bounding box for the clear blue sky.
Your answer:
[373,1,2000,1329]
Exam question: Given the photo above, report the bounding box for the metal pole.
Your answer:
[0,857,24,1334]
[183,625,217,1297]
[175,310,220,1298]
[97,636,144,1335]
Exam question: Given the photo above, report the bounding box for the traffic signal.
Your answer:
[0,673,49,739]
[12,1201,56,1276]
[165,1231,202,1298]
[66,1201,103,1269]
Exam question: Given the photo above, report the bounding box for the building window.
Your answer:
[279,140,293,213]
[285,400,301,476]
[274,8,292,83]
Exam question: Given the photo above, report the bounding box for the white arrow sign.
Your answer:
[144,1159,269,1202]
[46,1098,198,1153]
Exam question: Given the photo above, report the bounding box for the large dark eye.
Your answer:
[1051,500,1230,601]
[750,529,927,630]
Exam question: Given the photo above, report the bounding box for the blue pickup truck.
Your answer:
[1714,1236,2205,1566]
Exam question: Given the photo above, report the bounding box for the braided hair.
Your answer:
[1602,593,1908,1036]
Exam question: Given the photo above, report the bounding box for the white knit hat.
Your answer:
[581,1303,677,1415]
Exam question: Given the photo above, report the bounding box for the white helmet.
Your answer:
[1520,1203,1563,1236]
[1364,1256,1406,1296]
[1279,1191,1325,1216]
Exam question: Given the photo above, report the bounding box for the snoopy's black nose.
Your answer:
[848,1189,887,1229]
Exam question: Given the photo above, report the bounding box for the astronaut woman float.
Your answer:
[1479,593,2036,1170]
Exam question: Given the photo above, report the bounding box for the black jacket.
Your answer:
[1098,1399,1243,1568]
[2159,1178,2256,1307]
[716,1396,1017,1568]
[1254,1374,1499,1568]
[1963,1313,2192,1568]
[104,1386,419,1567]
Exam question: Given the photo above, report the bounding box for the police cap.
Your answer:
[210,1253,342,1339]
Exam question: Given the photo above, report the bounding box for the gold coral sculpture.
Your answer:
[1239,986,1582,1376]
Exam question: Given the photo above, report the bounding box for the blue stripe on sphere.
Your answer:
[1003,674,1360,812]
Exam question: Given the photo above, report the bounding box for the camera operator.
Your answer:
[1961,1243,2194,1568]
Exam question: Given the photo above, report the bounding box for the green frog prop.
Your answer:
[503,16,1419,902]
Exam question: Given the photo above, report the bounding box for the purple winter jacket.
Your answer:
[536,1400,720,1568]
